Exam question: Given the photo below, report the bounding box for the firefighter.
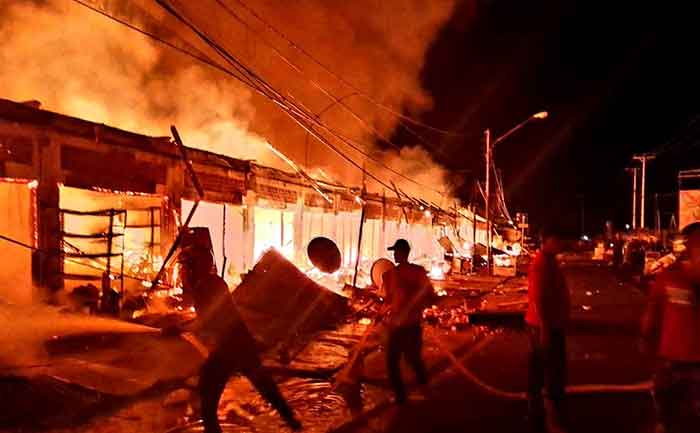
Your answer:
[526,226,570,433]
[381,239,437,404]
[176,246,302,433]
[642,222,700,433]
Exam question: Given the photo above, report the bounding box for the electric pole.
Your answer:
[577,194,585,236]
[626,167,639,229]
[482,112,546,275]
[484,129,492,275]
[633,153,656,229]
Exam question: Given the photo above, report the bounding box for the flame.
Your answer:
[0,0,458,203]
[429,263,446,280]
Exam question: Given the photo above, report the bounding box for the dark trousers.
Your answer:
[199,348,296,433]
[386,324,429,403]
[527,326,567,418]
[654,361,700,432]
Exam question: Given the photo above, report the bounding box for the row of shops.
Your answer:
[0,98,493,305]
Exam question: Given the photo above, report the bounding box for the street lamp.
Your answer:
[484,111,548,275]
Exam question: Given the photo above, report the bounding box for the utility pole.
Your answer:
[482,111,546,275]
[626,167,639,229]
[633,153,656,229]
[484,129,492,275]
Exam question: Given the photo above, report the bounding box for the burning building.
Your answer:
[0,98,487,306]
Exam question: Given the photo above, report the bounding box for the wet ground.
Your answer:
[2,263,658,433]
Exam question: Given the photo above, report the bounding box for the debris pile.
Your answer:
[232,249,350,351]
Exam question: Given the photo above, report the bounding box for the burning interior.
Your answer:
[0,98,493,312]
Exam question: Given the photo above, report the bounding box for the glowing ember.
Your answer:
[494,254,512,267]
[358,317,372,325]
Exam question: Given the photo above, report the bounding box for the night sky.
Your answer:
[392,1,700,236]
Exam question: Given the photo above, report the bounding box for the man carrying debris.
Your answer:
[382,239,437,404]
[526,226,569,433]
[177,246,302,433]
[642,222,700,433]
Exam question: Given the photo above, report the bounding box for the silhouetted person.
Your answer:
[526,227,570,433]
[381,239,437,404]
[613,233,624,270]
[642,222,700,433]
[177,247,301,433]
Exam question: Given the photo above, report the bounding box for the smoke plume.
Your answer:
[0,0,279,166]
[0,0,456,203]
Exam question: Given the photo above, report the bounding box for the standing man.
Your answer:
[177,246,302,433]
[642,222,700,433]
[526,227,570,433]
[382,239,437,404]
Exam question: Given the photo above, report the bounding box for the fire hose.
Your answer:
[329,330,654,433]
[335,310,652,399]
[427,334,652,400]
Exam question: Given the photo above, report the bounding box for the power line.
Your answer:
[152,0,446,196]
[212,0,406,151]
[229,0,463,137]
[208,0,445,195]
[70,0,445,198]
[212,0,442,154]
[155,0,399,192]
[160,0,447,196]
[70,0,254,88]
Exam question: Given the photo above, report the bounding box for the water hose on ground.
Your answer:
[427,334,653,400]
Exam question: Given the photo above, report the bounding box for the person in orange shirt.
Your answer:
[382,239,437,404]
[642,222,700,433]
[525,226,570,432]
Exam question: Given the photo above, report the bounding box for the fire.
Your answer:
[429,262,446,280]
[1,1,459,207]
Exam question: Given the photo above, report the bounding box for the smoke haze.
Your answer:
[0,0,457,203]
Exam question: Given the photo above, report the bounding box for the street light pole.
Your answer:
[483,111,547,275]
[633,153,656,229]
[485,129,491,275]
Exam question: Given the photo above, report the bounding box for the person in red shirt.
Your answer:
[525,226,570,432]
[642,222,700,432]
[382,239,437,404]
[176,247,302,433]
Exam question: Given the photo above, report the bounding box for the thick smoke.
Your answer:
[0,0,280,166]
[0,0,456,202]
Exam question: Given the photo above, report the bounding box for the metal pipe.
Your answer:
[485,129,491,275]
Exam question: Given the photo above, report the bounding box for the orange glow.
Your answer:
[429,263,446,280]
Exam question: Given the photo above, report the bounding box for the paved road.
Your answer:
[335,263,655,433]
[10,263,657,433]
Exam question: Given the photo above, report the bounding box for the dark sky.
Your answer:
[392,1,700,236]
